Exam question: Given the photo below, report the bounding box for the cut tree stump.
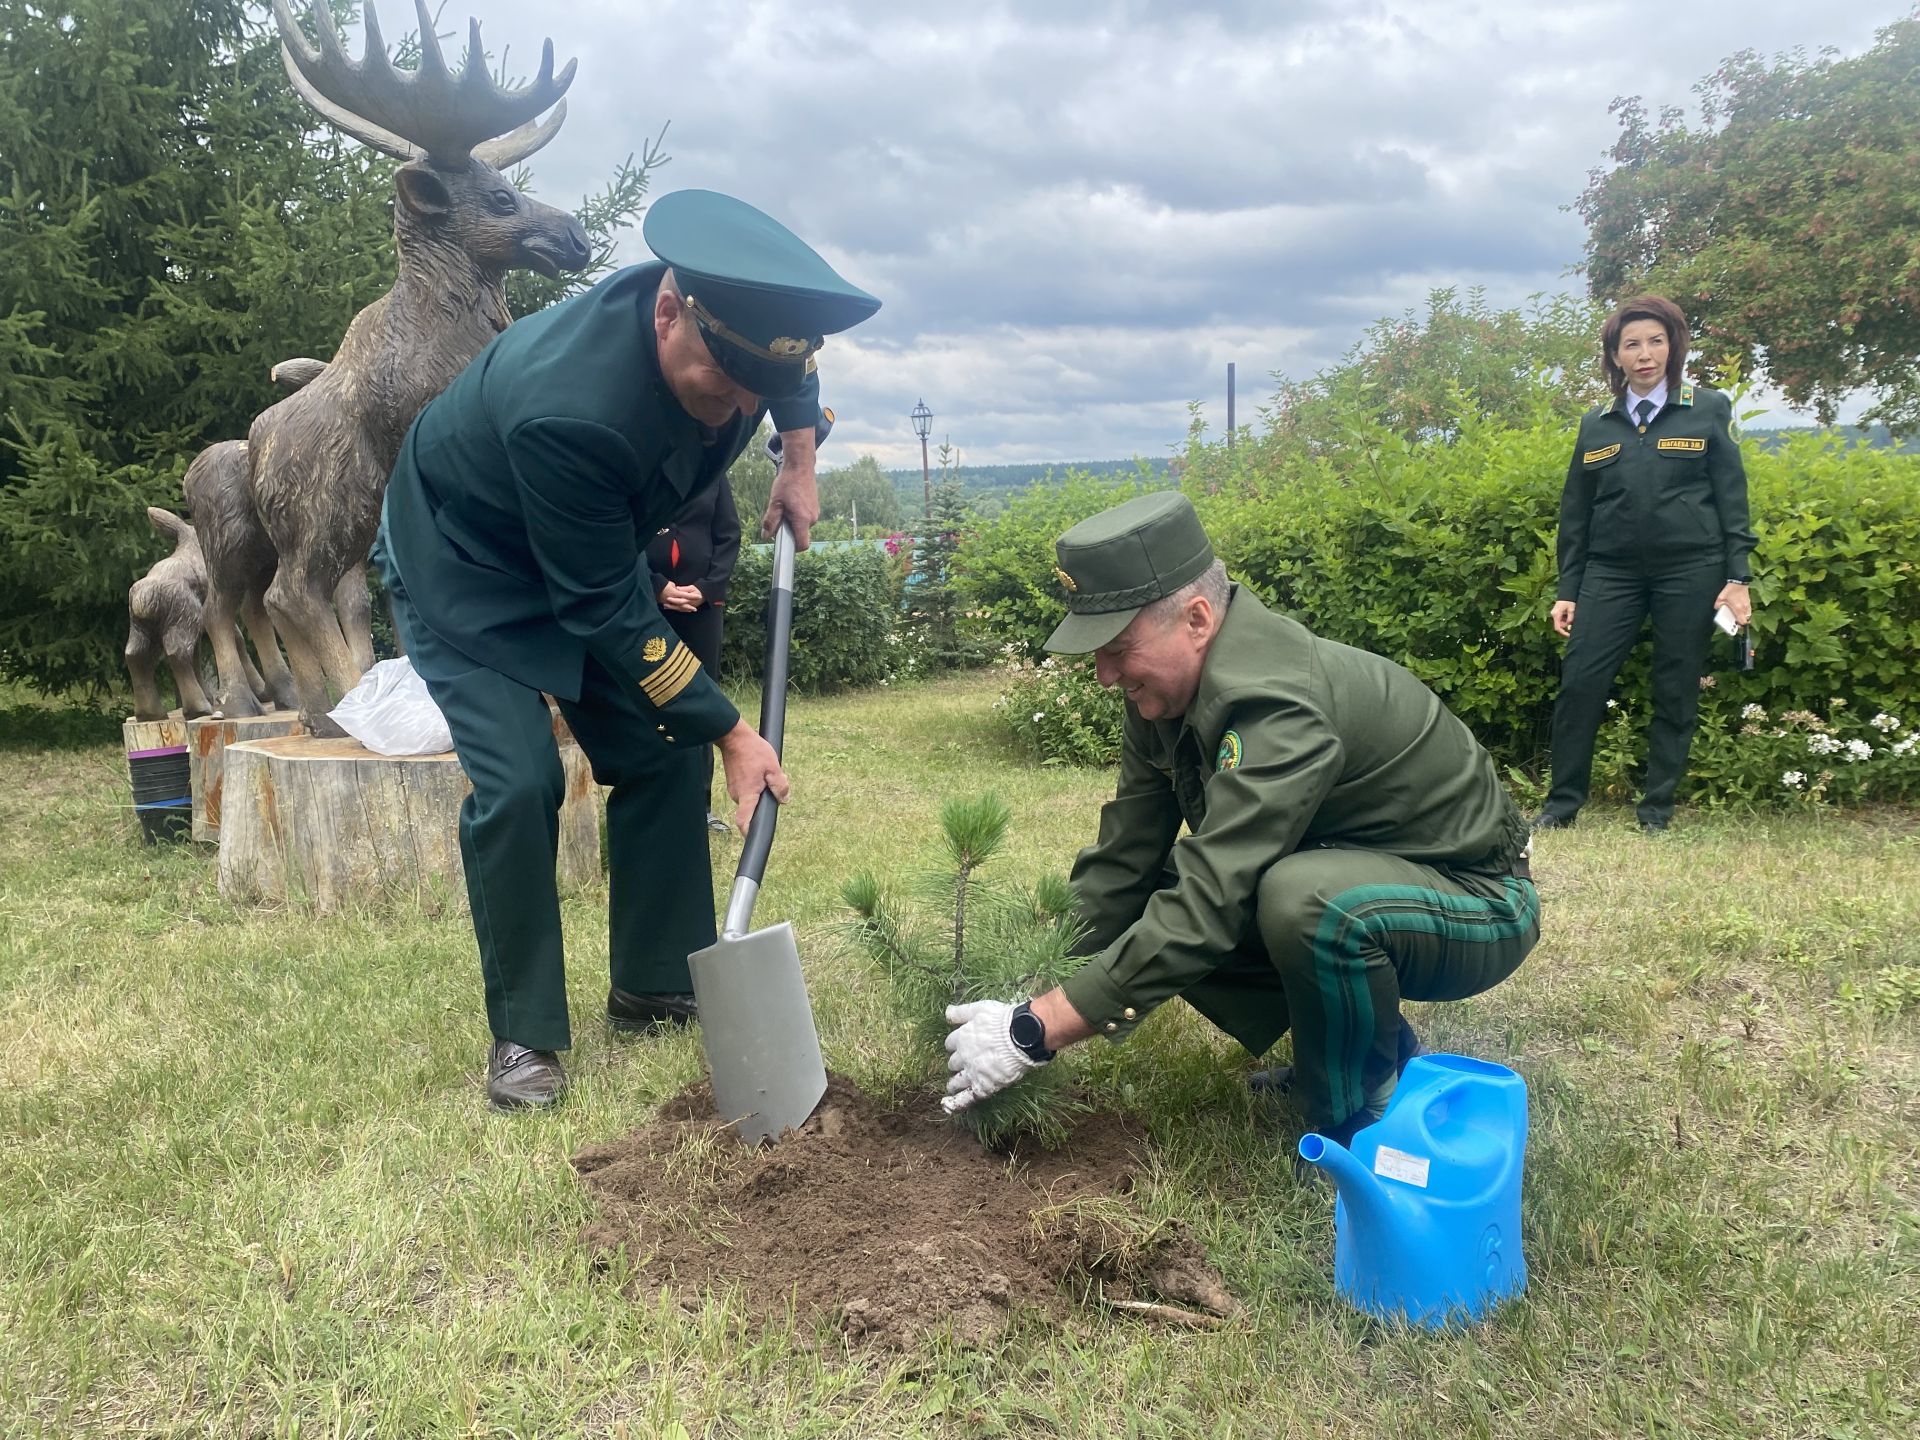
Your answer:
[188,711,304,843]
[217,732,601,911]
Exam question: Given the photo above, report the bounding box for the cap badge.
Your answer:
[768,336,810,358]
[1053,566,1078,593]
[643,636,668,662]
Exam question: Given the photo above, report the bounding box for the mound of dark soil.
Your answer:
[573,1075,1236,1347]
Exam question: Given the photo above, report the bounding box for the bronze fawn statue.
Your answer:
[254,0,590,733]
[124,507,272,722]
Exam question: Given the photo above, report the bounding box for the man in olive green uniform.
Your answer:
[1538,374,1755,831]
[943,494,1539,1146]
[376,190,879,1110]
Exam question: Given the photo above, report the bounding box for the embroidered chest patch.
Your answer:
[1216,730,1243,771]
[1582,443,1621,464]
[1656,436,1706,453]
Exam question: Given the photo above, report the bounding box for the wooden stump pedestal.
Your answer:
[188,711,304,843]
[217,732,601,912]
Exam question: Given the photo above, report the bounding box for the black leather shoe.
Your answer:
[487,1041,567,1110]
[606,985,699,1033]
[1637,818,1669,835]
[1253,1017,1423,1097]
[1530,812,1568,831]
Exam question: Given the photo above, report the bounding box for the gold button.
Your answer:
[1104,1022,1118,1034]
[1122,1008,1136,1021]
[665,735,676,742]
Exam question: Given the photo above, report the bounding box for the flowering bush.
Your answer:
[1590,688,1920,809]
[994,651,1125,765]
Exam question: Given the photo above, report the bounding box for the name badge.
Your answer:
[1657,437,1706,453]
[1582,443,1621,464]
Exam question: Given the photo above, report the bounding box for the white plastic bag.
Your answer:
[328,656,454,756]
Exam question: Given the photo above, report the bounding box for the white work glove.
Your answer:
[942,999,1042,1113]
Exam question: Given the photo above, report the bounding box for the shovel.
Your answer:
[687,521,828,1144]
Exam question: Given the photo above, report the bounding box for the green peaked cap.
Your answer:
[643,189,881,400]
[1044,492,1215,653]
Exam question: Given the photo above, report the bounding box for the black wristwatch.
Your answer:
[1008,1001,1055,1063]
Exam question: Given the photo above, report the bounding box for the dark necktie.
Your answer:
[1635,399,1654,428]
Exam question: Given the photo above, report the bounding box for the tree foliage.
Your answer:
[1181,288,1605,497]
[1577,15,1920,432]
[0,1,654,694]
[818,454,901,532]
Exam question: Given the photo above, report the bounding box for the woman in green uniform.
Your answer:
[1536,296,1755,833]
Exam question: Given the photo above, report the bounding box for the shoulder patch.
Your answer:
[1678,382,1695,407]
[1582,443,1621,464]
[1216,730,1243,771]
[1656,436,1706,453]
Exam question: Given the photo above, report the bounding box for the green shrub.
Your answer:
[994,654,1125,766]
[954,467,1166,657]
[719,541,900,694]
[960,408,1920,808]
[1594,691,1920,809]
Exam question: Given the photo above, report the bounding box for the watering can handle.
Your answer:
[722,522,794,936]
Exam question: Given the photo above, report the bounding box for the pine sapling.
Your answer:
[842,794,1089,1146]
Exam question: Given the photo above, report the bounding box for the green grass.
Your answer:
[2,671,1916,1438]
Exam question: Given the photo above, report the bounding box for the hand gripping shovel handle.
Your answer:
[721,522,794,938]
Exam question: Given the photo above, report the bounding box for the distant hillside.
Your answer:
[884,456,1171,509]
[1745,423,1917,454]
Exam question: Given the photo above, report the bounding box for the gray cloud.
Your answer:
[348,0,1898,462]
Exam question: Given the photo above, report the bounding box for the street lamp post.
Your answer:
[910,398,933,520]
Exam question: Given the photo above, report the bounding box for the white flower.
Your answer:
[1040,657,1058,671]
[1742,703,1767,721]
[1845,738,1873,762]
[1606,699,1618,710]
[1870,712,1901,732]
[1781,771,1806,789]
[1055,695,1068,706]
[1032,712,1045,722]
[1807,733,1843,756]
[1893,736,1917,757]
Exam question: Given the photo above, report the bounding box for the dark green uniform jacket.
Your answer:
[381,261,817,745]
[1060,588,1529,1037]
[1555,382,1755,601]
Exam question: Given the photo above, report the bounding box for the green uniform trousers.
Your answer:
[389,574,714,1053]
[1544,556,1723,828]
[1175,848,1538,1132]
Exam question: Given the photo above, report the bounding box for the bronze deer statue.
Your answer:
[255,0,590,733]
[124,507,258,722]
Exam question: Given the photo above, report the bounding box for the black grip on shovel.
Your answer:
[736,523,795,888]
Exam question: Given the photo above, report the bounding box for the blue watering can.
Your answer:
[1296,1053,1528,1328]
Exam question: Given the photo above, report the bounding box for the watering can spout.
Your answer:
[1298,1131,1404,1241]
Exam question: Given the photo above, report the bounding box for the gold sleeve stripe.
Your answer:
[640,645,701,706]
[1582,443,1621,464]
[1657,436,1706,452]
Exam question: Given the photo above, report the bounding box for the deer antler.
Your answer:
[273,0,575,168]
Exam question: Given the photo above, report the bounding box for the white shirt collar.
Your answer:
[1624,377,1668,419]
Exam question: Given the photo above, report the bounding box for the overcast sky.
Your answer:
[345,1,1900,466]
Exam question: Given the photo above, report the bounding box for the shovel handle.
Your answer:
[724,523,794,934]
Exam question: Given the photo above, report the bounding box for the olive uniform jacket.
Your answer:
[1058,588,1530,1039]
[380,261,817,745]
[644,473,742,606]
[1554,382,1755,601]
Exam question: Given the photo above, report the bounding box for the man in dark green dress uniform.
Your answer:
[942,494,1539,1150]
[376,190,879,1109]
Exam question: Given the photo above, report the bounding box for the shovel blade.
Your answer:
[688,921,827,1145]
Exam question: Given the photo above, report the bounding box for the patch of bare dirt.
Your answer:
[573,1074,1236,1347]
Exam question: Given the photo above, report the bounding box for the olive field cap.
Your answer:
[642,189,881,401]
[1043,492,1216,653]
